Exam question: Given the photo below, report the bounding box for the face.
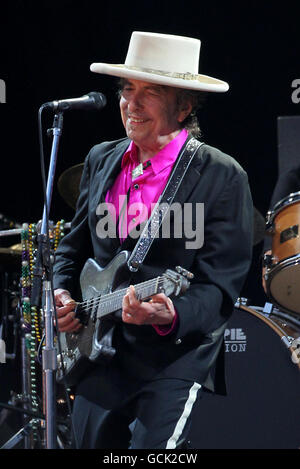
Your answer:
[119,79,191,152]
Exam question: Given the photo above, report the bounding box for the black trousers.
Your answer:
[71,371,202,449]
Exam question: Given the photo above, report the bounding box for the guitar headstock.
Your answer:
[160,266,194,297]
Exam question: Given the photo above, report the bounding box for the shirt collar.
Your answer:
[121,129,189,175]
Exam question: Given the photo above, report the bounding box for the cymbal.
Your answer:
[0,245,22,270]
[57,163,84,210]
[9,243,22,252]
[57,164,266,246]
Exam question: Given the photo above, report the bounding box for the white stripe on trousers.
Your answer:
[166,382,202,449]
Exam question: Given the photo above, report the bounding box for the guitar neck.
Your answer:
[96,276,163,318]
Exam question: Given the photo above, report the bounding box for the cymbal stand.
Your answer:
[0,224,71,238]
[0,295,33,448]
[20,313,34,449]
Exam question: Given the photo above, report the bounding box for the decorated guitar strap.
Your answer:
[91,137,204,364]
[127,136,205,272]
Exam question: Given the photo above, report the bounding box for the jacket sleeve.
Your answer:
[171,169,253,341]
[53,151,93,295]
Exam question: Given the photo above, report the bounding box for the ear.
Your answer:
[177,101,193,123]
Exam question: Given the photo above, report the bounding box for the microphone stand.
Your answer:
[31,110,64,449]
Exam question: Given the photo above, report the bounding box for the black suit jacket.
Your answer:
[53,137,253,393]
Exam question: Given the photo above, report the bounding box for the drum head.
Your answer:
[268,261,300,314]
[189,306,300,449]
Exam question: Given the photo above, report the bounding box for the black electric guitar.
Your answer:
[56,250,193,386]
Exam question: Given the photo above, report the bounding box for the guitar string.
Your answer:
[67,278,166,347]
[78,277,164,312]
[78,277,163,307]
[76,277,166,314]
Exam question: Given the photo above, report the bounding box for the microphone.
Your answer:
[44,91,107,112]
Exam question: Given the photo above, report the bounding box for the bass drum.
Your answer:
[189,304,300,449]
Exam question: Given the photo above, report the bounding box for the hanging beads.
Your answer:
[54,219,65,251]
[20,220,66,446]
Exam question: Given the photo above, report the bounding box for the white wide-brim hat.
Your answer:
[90,31,229,93]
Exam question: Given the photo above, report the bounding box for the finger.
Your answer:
[150,294,174,310]
[121,291,134,322]
[56,303,76,318]
[57,311,79,328]
[55,289,75,307]
[122,291,131,310]
[127,285,141,307]
[59,321,82,333]
[122,306,134,323]
[147,299,176,325]
[58,314,81,332]
[150,293,169,303]
[122,293,131,314]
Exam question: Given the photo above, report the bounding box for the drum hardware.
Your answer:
[248,303,300,359]
[0,219,70,449]
[262,301,273,314]
[233,301,300,360]
[262,303,300,357]
[1,419,40,449]
[262,301,300,328]
[0,223,71,238]
[0,395,72,449]
[262,252,273,268]
[235,297,250,307]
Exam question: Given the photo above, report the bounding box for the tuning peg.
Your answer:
[175,266,194,279]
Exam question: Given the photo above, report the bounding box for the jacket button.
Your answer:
[175,338,182,345]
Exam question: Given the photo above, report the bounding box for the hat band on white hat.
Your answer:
[111,65,222,84]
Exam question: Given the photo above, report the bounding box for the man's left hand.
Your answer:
[122,285,175,326]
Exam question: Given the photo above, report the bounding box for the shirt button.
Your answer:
[132,218,136,223]
[175,339,182,345]
[134,184,139,189]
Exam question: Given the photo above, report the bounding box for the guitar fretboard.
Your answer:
[78,276,165,320]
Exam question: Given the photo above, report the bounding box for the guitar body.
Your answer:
[56,250,131,386]
[56,250,192,387]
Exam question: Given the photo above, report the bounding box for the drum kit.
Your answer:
[0,165,299,449]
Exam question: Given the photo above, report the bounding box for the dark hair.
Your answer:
[174,88,206,138]
[116,78,206,138]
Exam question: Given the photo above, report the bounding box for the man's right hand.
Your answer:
[54,288,82,333]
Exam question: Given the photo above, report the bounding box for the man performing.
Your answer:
[53,31,253,449]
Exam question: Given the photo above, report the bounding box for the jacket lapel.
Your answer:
[95,138,130,207]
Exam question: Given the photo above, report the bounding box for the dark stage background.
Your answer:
[0,1,299,303]
[0,0,299,448]
[0,1,299,306]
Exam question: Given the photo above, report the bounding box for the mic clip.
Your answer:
[47,112,64,138]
